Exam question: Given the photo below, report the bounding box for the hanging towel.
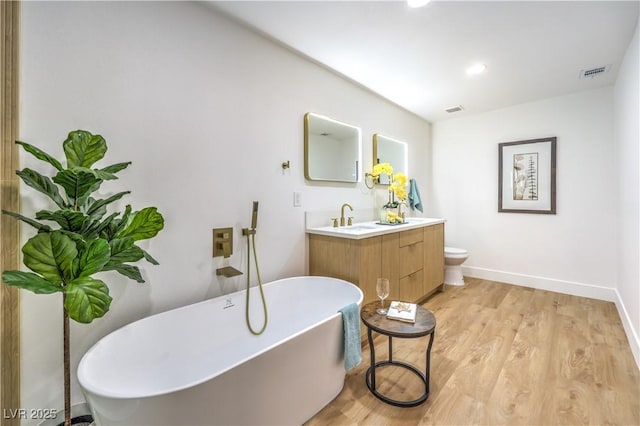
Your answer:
[409,178,424,212]
[339,303,362,371]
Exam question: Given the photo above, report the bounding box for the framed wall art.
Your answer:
[498,137,556,214]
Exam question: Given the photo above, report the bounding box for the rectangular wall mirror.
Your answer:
[373,133,408,184]
[304,112,361,183]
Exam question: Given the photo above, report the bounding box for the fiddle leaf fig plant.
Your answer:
[1,129,164,426]
[2,130,164,321]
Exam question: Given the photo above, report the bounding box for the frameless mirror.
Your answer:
[304,112,361,182]
[373,133,408,185]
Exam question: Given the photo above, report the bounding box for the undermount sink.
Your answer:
[320,223,382,234]
[306,218,445,239]
[344,224,379,231]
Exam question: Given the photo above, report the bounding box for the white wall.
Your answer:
[18,1,431,420]
[432,88,617,298]
[613,19,639,364]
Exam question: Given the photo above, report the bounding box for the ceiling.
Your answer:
[208,1,639,122]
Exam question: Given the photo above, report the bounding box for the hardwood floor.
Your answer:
[306,278,640,425]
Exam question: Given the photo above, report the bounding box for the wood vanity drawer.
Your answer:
[399,269,424,302]
[399,228,423,247]
[399,241,423,277]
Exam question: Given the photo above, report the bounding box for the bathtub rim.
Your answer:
[77,275,363,400]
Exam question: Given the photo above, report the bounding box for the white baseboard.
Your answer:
[462,266,640,369]
[613,289,640,370]
[462,266,617,300]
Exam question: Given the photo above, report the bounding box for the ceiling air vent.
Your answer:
[445,105,464,113]
[579,64,611,79]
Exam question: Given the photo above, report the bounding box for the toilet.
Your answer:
[444,246,469,286]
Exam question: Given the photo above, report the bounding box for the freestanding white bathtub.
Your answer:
[77,276,363,426]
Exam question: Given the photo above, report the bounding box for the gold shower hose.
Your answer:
[245,231,267,335]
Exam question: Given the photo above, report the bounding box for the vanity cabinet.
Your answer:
[308,234,382,305]
[308,223,445,306]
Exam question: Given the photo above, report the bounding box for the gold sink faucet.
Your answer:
[340,203,353,226]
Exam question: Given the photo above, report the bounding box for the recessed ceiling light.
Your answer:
[407,0,431,8]
[466,63,487,76]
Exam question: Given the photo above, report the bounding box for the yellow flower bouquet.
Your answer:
[369,162,410,223]
[371,162,394,179]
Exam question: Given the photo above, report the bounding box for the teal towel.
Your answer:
[409,178,424,212]
[339,303,362,371]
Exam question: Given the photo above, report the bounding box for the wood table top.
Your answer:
[361,301,436,338]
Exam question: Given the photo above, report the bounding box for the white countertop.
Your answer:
[306,217,445,240]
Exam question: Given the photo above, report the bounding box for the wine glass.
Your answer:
[376,278,390,314]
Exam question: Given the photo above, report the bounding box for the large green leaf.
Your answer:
[80,211,118,241]
[63,130,107,169]
[22,231,77,284]
[64,277,112,323]
[76,193,97,214]
[57,230,84,244]
[83,197,106,220]
[36,209,87,232]
[88,168,117,181]
[16,168,67,209]
[2,210,52,232]
[77,239,111,277]
[142,249,159,265]
[117,207,164,241]
[53,168,102,201]
[16,141,63,171]
[106,238,144,265]
[100,162,131,175]
[107,263,144,283]
[85,191,131,218]
[108,205,132,240]
[2,271,61,294]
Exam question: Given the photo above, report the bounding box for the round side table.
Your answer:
[360,301,436,407]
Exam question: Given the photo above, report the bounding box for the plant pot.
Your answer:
[37,403,94,426]
[56,415,93,426]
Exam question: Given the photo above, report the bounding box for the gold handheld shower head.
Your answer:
[251,201,259,230]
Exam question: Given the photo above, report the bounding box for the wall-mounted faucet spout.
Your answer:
[216,266,243,278]
[340,203,353,226]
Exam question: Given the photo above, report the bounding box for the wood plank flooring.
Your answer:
[306,277,640,425]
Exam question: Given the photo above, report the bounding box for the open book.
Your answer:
[386,301,417,323]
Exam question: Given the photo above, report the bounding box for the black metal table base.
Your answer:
[365,360,428,407]
[366,328,434,407]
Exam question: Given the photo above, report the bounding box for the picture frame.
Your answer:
[498,137,556,214]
